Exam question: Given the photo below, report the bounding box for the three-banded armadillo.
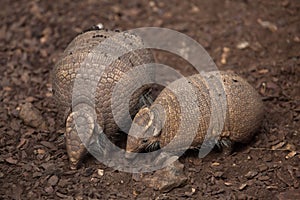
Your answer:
[126,71,264,155]
[52,27,155,169]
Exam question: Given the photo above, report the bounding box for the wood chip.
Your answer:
[239,183,248,190]
[286,151,297,159]
[245,171,258,179]
[37,149,45,154]
[17,138,28,149]
[40,141,57,150]
[236,41,249,49]
[221,47,230,64]
[257,18,278,32]
[258,69,269,74]
[5,157,18,164]
[271,141,286,150]
[224,182,233,186]
[211,162,220,166]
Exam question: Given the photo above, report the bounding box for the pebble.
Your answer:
[19,103,47,130]
[142,160,187,192]
[258,164,269,172]
[258,175,270,181]
[277,188,300,200]
[32,172,42,178]
[214,171,224,178]
[97,169,104,176]
[58,178,70,187]
[237,193,249,199]
[48,175,59,186]
[44,186,54,193]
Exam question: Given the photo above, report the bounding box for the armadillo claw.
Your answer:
[216,137,234,156]
[65,111,95,169]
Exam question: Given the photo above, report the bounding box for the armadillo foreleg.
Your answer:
[65,110,95,169]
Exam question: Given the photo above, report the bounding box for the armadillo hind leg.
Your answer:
[216,138,234,156]
[195,138,234,156]
[65,111,95,169]
[139,90,154,107]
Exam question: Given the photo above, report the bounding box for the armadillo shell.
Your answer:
[154,71,264,150]
[52,29,155,138]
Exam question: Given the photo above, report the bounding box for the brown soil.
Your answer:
[1,0,299,199]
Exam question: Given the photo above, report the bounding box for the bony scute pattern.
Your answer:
[126,71,264,155]
[52,28,155,169]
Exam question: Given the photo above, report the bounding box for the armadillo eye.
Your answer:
[142,139,148,143]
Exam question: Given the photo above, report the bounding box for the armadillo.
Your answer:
[52,27,155,169]
[126,71,264,155]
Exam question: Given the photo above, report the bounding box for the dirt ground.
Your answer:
[1,0,300,199]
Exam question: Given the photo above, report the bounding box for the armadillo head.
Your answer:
[125,106,165,158]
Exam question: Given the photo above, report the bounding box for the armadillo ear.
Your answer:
[151,106,164,137]
[143,107,154,131]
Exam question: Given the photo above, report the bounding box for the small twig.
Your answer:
[249,147,299,153]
